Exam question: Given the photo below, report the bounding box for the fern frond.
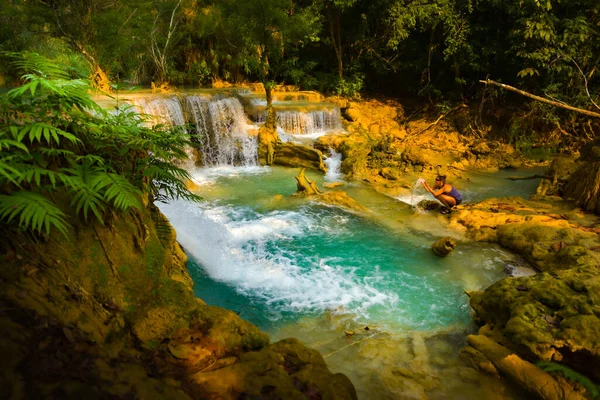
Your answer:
[0,191,70,236]
[0,159,23,185]
[91,173,142,211]
[70,183,105,222]
[0,136,28,152]
[38,147,77,158]
[17,123,81,146]
[5,51,71,80]
[18,166,60,188]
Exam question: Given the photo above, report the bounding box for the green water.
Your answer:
[158,166,537,399]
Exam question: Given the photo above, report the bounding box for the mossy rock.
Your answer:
[469,269,600,380]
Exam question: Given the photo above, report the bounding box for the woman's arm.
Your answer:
[424,182,450,197]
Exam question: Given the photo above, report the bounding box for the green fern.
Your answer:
[91,173,142,212]
[0,52,201,239]
[0,191,70,236]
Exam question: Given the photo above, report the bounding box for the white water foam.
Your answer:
[324,148,343,182]
[158,199,398,318]
[396,178,430,207]
[189,165,270,186]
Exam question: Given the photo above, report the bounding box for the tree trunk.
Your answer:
[479,79,600,118]
[75,43,111,92]
[265,85,277,129]
[327,7,343,80]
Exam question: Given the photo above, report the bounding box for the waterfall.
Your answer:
[255,108,342,135]
[132,95,186,127]
[132,94,257,167]
[324,148,343,182]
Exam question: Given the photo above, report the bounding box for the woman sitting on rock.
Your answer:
[422,175,462,214]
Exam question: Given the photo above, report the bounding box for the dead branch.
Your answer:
[479,79,600,118]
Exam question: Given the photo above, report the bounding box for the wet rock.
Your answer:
[459,345,498,376]
[401,146,429,166]
[274,142,326,172]
[324,182,344,189]
[379,167,400,180]
[431,237,457,257]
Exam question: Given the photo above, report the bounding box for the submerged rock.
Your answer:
[318,191,370,213]
[431,237,457,257]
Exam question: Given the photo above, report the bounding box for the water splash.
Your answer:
[324,149,343,182]
[411,178,427,211]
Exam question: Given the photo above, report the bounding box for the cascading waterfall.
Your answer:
[204,97,257,166]
[133,94,258,167]
[255,108,342,135]
[324,148,343,182]
[132,95,186,127]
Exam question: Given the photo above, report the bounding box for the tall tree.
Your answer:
[217,0,320,127]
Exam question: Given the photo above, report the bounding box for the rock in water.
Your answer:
[432,237,457,257]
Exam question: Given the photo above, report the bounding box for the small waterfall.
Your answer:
[255,108,342,135]
[132,95,186,127]
[203,97,257,166]
[277,109,342,135]
[324,148,343,182]
[132,94,257,167]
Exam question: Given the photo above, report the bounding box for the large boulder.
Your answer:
[274,142,326,172]
[468,269,600,381]
[536,157,579,197]
[564,161,600,215]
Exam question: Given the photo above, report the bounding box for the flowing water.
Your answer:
[157,166,538,400]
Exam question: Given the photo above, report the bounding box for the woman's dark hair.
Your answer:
[435,175,446,182]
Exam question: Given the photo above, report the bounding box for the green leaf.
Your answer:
[0,191,70,237]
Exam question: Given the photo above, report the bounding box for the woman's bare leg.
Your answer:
[436,194,457,208]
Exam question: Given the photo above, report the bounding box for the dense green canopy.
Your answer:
[1,0,598,135]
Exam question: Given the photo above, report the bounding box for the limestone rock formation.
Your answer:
[449,197,600,386]
[274,142,326,172]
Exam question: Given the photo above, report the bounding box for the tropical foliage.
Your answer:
[0,52,200,237]
[0,0,598,142]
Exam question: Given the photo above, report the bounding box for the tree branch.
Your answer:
[480,79,600,118]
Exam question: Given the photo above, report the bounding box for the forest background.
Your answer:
[1,0,598,152]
